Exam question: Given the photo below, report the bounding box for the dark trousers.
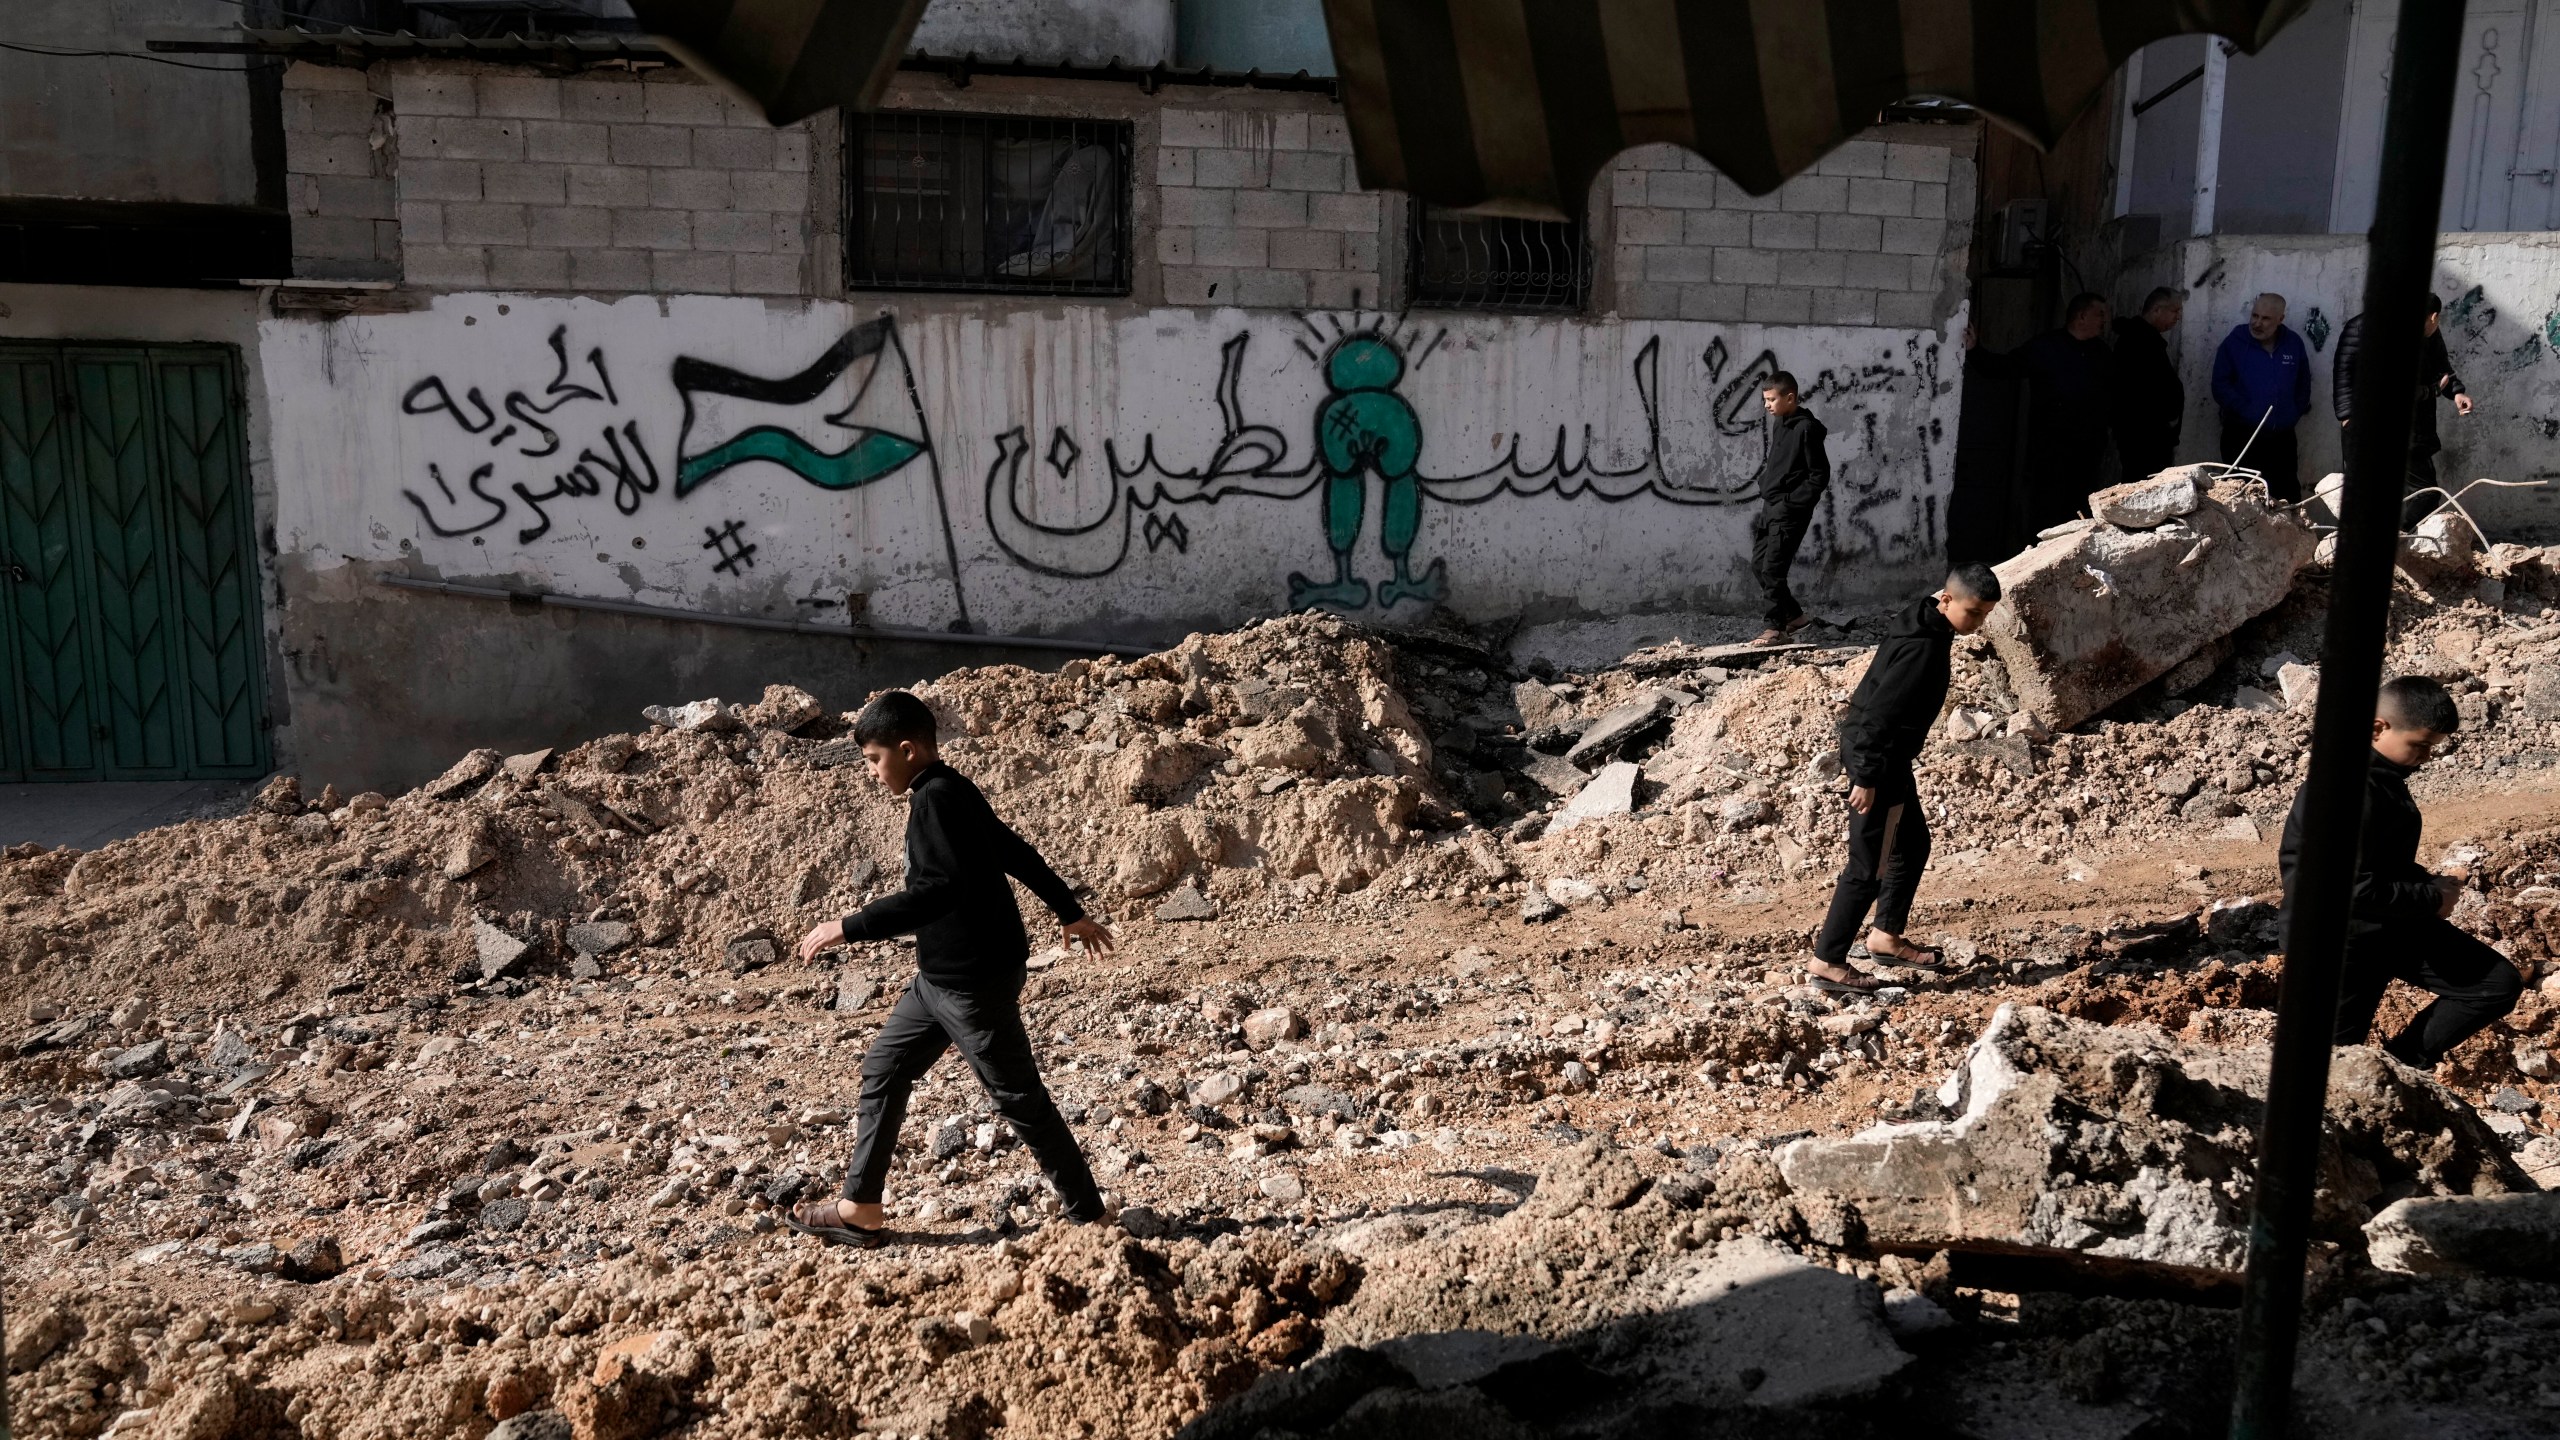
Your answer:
[2401,451,2442,530]
[1815,765,1930,963]
[843,970,1103,1221]
[2333,917,2523,1067]
[2220,415,2300,503]
[1751,491,1821,627]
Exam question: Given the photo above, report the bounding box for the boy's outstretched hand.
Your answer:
[797,919,846,964]
[1064,917,1115,955]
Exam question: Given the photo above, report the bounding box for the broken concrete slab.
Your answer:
[833,972,879,1012]
[500,748,552,783]
[1609,1237,1912,1409]
[642,698,740,733]
[424,748,501,800]
[1511,680,1574,732]
[1565,691,1675,767]
[2277,662,2320,710]
[2364,1191,2560,1281]
[1548,762,1640,833]
[1776,1005,2525,1279]
[1514,750,1590,799]
[1985,471,2318,731]
[565,921,631,957]
[471,919,532,983]
[1153,884,1218,922]
[2090,471,2201,529]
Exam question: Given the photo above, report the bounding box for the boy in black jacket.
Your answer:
[1809,564,2003,992]
[1749,371,1832,646]
[2280,676,2519,1066]
[788,691,1114,1245]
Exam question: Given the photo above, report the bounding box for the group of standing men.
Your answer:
[1994,287,2473,536]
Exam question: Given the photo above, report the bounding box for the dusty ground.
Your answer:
[9,570,2560,1440]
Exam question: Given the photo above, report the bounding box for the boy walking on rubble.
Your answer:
[786,691,1114,1246]
[2281,676,2520,1066]
[1807,564,2004,993]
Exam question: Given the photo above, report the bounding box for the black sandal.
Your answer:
[784,1199,888,1248]
[1852,942,1949,972]
[1804,964,1885,995]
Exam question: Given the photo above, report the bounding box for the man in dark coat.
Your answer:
[2111,286,2186,480]
[1747,370,1831,645]
[1809,563,2003,992]
[2014,292,2115,534]
[2333,292,2473,529]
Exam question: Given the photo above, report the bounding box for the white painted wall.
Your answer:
[259,294,1964,640]
[2122,233,2560,539]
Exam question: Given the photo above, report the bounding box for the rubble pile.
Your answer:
[9,561,2560,1439]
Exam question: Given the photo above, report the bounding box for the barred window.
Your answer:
[845,113,1132,296]
[1408,205,1587,311]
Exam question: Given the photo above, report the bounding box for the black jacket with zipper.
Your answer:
[841,761,1084,985]
[1755,409,1832,507]
[2278,750,2440,938]
[1837,597,1955,787]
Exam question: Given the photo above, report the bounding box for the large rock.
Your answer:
[1777,1005,2525,1278]
[1548,761,1639,833]
[2091,471,2202,529]
[1985,470,2318,731]
[2364,1191,2560,1281]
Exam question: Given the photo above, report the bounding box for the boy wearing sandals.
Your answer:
[1808,564,2004,994]
[788,691,1115,1246]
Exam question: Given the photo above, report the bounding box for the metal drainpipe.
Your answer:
[375,575,1155,658]
[2227,4,2469,1437]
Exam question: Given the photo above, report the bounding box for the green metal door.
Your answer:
[0,343,267,782]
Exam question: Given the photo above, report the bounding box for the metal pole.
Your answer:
[2227,5,2467,1437]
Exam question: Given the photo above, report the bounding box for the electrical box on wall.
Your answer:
[1993,199,2050,271]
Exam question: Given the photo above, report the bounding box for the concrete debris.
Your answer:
[1513,751,1589,799]
[501,749,552,783]
[2365,1192,2560,1281]
[1565,690,1675,768]
[565,920,632,957]
[1986,470,2318,731]
[642,698,741,733]
[1548,762,1639,833]
[1154,885,1219,922]
[1241,1007,1302,1050]
[2090,472,2202,530]
[423,748,501,800]
[472,918,533,983]
[2277,662,2321,710]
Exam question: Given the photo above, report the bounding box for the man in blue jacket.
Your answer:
[2211,292,2312,502]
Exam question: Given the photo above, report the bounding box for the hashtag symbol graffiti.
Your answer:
[702,518,758,574]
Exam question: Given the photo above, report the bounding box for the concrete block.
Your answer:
[642,79,729,126]
[1308,271,1365,309]
[1883,143,1952,182]
[1645,246,1715,283]
[1161,266,1233,306]
[729,168,810,213]
[397,157,483,203]
[526,206,611,250]
[293,215,381,262]
[1611,168,1649,207]
[567,163,652,208]
[523,120,609,166]
[1776,249,1847,288]
[1616,281,1678,318]
[1880,216,1947,255]
[769,213,808,255]
[1910,182,1948,220]
[1340,229,1379,274]
[1158,185,1234,227]
[1676,284,1749,322]
[1269,150,1345,191]
[1308,113,1353,152]
[609,124,691,168]
[1647,170,1716,207]
[1985,470,2319,730]
[733,252,806,295]
[1717,174,1782,210]
[689,208,772,253]
[1810,288,1878,325]
[290,133,375,177]
[1816,212,1883,251]
[442,202,527,247]
[489,247,569,290]
[404,244,489,288]
[1873,291,1938,329]
[1683,208,1753,247]
[284,60,369,93]
[1749,212,1816,249]
[295,89,380,136]
[398,201,443,246]
[390,72,475,117]
[649,167,732,210]
[1614,206,1683,245]
[417,117,525,163]
[610,208,693,250]
[1192,226,1269,268]
[1709,246,1776,285]
[1266,111,1311,150]
[563,78,647,123]
[569,248,652,292]
[774,128,810,171]
[1156,227,1195,265]
[1310,191,1381,232]
[2366,1192,2560,1281]
[652,251,734,294]
[481,162,566,207]
[313,174,395,218]
[1156,146,1195,186]
[692,125,777,171]
[1233,269,1309,308]
[1159,108,1225,147]
[1840,249,1910,289]
[1194,146,1269,189]
[1847,176,1914,217]
[1233,188,1308,228]
[1550,761,1640,831]
[1745,286,1813,323]
[1817,139,1886,177]
[476,75,561,120]
[1778,173,1848,212]
[1270,230,1342,270]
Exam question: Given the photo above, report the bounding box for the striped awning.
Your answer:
[624,0,929,125]
[1324,0,2312,214]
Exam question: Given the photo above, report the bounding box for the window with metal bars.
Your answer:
[845,113,1133,296]
[1407,205,1588,312]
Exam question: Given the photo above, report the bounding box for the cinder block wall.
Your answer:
[280,59,1975,327]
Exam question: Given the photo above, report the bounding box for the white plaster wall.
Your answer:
[260,294,1962,640]
[2126,233,2560,540]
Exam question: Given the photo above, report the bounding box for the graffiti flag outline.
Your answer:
[671,317,930,497]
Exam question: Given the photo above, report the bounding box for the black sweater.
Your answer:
[1837,597,1955,786]
[2332,316,2465,456]
[2109,316,2183,452]
[841,761,1084,984]
[1755,409,1832,506]
[2279,750,2441,937]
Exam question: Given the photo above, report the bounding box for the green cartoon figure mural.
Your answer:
[1288,335,1447,611]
